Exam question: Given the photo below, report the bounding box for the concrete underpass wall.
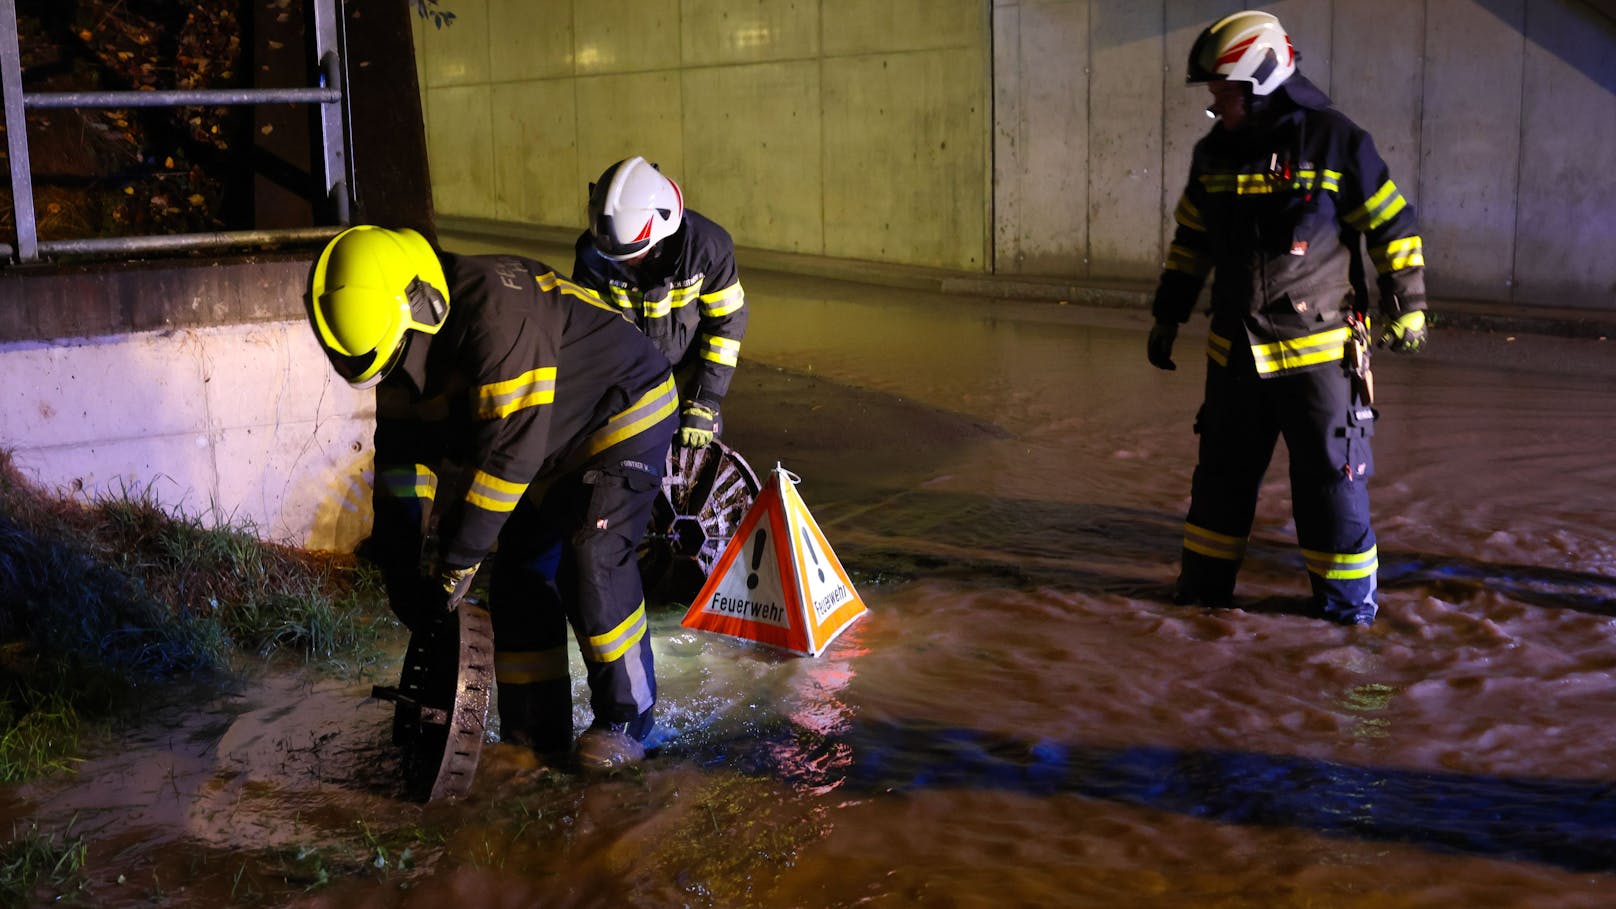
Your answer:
[415,0,1616,311]
[412,0,992,271]
[994,0,1616,310]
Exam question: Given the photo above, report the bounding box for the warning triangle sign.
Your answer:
[681,466,867,656]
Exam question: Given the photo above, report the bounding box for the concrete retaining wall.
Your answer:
[0,314,372,551]
[0,256,372,551]
[413,0,992,271]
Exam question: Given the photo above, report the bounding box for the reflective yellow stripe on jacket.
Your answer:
[536,269,619,315]
[1199,169,1342,196]
[1251,326,1350,376]
[1174,195,1205,232]
[376,464,438,501]
[699,281,745,317]
[474,367,556,420]
[466,469,528,513]
[1166,242,1213,279]
[607,280,706,319]
[576,374,679,459]
[701,335,741,367]
[1344,179,1409,233]
[1370,236,1425,273]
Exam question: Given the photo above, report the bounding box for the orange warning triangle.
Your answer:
[681,466,867,656]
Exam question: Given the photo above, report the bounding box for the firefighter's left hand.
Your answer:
[409,563,478,627]
[678,402,717,449]
[1379,310,1427,353]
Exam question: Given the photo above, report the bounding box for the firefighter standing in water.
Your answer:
[571,156,748,452]
[1147,11,1428,625]
[309,226,677,770]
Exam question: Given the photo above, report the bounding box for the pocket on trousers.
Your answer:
[576,464,662,546]
[1338,404,1377,480]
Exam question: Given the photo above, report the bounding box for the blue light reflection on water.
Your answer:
[1377,555,1616,614]
[676,717,1616,874]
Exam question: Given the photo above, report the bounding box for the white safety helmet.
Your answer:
[1186,10,1297,96]
[587,156,684,260]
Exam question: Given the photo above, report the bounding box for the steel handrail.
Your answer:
[0,0,352,265]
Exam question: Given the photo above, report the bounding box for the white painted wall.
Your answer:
[0,322,374,551]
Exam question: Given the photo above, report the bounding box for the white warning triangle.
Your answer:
[681,465,867,656]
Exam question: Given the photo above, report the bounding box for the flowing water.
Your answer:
[6,268,1616,908]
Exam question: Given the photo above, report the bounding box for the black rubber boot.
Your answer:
[575,708,654,773]
[1171,577,1233,609]
[497,680,572,757]
[574,722,646,772]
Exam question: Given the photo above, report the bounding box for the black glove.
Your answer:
[403,563,479,629]
[1147,322,1179,371]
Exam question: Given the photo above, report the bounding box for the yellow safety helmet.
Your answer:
[309,226,449,389]
[1187,10,1296,96]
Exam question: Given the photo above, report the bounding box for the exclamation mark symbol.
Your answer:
[800,526,825,583]
[747,528,766,590]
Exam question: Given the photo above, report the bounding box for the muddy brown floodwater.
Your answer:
[6,266,1616,908]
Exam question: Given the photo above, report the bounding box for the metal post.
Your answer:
[0,0,37,261]
[313,0,352,225]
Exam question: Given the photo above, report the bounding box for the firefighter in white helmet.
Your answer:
[1148,11,1428,625]
[572,156,748,453]
[310,225,677,771]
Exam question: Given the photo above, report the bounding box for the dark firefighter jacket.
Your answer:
[370,252,678,575]
[1152,72,1427,377]
[571,209,747,408]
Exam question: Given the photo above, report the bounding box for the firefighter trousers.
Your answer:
[1178,358,1379,621]
[487,438,669,751]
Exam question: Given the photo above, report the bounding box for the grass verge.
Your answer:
[0,451,393,782]
[0,821,89,906]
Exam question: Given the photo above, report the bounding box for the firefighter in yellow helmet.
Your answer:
[1147,11,1428,625]
[571,156,748,452]
[310,225,678,770]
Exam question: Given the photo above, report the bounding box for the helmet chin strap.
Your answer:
[1219,84,1280,131]
[388,329,435,396]
[617,239,664,274]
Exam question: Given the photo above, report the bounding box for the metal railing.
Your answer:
[0,0,353,263]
